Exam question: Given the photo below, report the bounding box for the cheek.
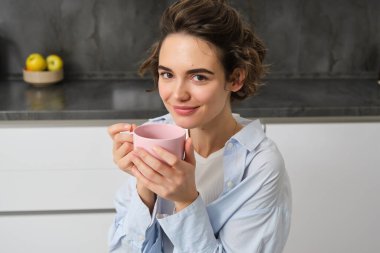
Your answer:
[195,85,228,105]
[194,89,214,104]
[158,83,169,101]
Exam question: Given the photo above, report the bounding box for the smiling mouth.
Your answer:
[173,106,200,116]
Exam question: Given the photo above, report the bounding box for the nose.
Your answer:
[173,79,190,101]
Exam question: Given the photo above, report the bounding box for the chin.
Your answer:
[170,114,198,129]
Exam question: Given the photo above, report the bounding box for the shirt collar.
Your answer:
[231,115,266,152]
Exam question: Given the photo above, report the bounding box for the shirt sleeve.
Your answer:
[156,144,291,253]
[157,195,219,252]
[108,175,160,253]
[213,141,291,253]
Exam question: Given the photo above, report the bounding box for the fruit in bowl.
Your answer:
[46,54,64,71]
[23,53,64,86]
[26,53,47,71]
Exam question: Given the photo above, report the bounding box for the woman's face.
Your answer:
[158,33,234,130]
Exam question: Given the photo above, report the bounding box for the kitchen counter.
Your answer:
[1,78,379,121]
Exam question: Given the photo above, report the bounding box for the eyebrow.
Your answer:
[158,65,215,75]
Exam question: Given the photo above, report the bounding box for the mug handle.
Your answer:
[120,131,134,136]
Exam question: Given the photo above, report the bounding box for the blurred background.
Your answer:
[0,0,378,80]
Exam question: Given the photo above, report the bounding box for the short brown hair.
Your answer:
[139,0,268,101]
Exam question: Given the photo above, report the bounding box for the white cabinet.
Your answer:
[1,119,379,252]
[265,121,380,253]
[0,121,133,253]
[0,213,114,253]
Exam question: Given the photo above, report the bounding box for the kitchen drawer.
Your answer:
[0,126,116,171]
[0,124,128,211]
[0,212,114,253]
[0,169,127,212]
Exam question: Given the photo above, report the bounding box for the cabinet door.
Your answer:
[0,125,127,211]
[266,122,380,253]
[0,213,114,253]
[0,123,128,253]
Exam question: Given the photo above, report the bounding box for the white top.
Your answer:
[194,147,225,205]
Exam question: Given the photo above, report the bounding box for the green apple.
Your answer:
[25,53,47,71]
[46,54,64,71]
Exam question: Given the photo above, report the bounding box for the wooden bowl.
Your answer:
[23,69,64,87]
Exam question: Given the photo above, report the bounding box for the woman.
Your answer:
[108,0,291,252]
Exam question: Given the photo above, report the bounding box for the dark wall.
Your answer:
[0,0,378,79]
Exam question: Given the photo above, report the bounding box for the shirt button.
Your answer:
[226,142,234,150]
[139,235,145,241]
[227,181,234,189]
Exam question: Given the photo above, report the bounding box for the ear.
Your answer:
[227,68,246,92]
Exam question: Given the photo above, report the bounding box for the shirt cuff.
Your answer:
[157,195,218,252]
[123,185,158,246]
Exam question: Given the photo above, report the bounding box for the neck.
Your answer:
[190,112,241,158]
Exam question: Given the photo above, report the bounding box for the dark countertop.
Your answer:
[1,78,380,121]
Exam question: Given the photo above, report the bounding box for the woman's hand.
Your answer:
[108,123,156,213]
[108,123,137,175]
[129,138,198,212]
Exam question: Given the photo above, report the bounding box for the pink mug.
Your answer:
[132,123,186,160]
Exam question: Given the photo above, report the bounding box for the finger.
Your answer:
[130,166,162,195]
[116,152,142,174]
[115,132,134,142]
[184,138,195,166]
[108,123,132,138]
[131,124,138,132]
[116,152,136,175]
[152,146,180,167]
[114,132,134,148]
[130,152,164,184]
[134,148,173,177]
[114,142,133,162]
[112,127,134,150]
[113,134,131,152]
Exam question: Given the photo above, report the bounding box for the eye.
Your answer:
[192,74,208,82]
[159,72,173,79]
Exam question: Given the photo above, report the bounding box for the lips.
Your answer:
[173,105,200,116]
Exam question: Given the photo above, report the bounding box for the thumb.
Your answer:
[184,137,196,166]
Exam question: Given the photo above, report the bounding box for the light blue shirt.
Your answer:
[108,114,292,253]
